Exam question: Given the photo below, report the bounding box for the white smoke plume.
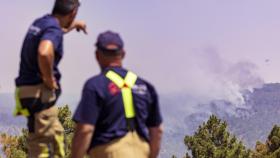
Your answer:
[193,47,264,106]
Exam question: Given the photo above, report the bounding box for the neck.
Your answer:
[108,61,122,67]
[52,14,67,28]
[101,61,122,71]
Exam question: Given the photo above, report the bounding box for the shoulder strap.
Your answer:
[106,70,137,88]
[105,70,138,118]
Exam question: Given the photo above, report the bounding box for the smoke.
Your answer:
[185,47,264,107]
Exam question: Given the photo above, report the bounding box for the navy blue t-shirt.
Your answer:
[73,67,163,149]
[15,14,63,86]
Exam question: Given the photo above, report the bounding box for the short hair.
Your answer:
[52,0,80,16]
[97,48,124,57]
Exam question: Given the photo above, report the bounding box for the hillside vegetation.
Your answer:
[2,107,280,158]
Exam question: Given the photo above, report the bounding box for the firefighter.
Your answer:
[14,0,87,157]
[71,31,163,158]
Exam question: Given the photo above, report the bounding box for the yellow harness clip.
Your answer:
[106,70,137,118]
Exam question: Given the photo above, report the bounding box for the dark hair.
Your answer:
[97,49,124,57]
[52,0,80,16]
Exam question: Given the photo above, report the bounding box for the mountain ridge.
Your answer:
[2,83,280,157]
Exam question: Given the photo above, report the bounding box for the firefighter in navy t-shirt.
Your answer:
[14,0,87,157]
[71,31,163,158]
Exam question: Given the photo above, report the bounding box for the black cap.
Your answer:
[96,31,124,52]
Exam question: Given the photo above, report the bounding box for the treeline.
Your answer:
[1,106,280,158]
[177,115,280,158]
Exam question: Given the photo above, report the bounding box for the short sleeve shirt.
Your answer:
[15,14,63,86]
[73,67,163,149]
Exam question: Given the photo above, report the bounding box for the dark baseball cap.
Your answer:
[96,31,124,52]
[54,0,80,15]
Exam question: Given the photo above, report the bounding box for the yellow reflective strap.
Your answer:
[19,109,30,117]
[13,88,21,116]
[124,71,137,88]
[106,70,138,119]
[54,134,65,157]
[122,88,135,118]
[38,145,50,158]
[13,88,30,117]
[38,153,49,158]
[106,71,125,88]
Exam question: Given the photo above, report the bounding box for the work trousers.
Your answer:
[16,84,65,158]
[89,131,150,158]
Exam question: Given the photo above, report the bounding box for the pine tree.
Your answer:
[252,125,280,158]
[184,115,251,158]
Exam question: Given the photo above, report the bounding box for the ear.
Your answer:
[95,51,99,61]
[121,50,126,59]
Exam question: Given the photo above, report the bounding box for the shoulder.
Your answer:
[33,15,62,33]
[83,73,107,91]
[137,76,156,91]
[131,73,158,98]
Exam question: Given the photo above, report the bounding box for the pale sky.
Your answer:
[1,0,280,98]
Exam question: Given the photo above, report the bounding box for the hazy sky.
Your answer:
[1,0,280,99]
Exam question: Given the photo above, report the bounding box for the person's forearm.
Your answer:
[150,138,161,158]
[62,25,75,34]
[38,52,53,81]
[62,21,78,33]
[62,20,87,34]
[38,41,54,81]
[71,124,94,158]
[71,132,90,158]
[149,125,163,158]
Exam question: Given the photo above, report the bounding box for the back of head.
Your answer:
[95,30,124,56]
[95,31,125,68]
[52,0,80,16]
